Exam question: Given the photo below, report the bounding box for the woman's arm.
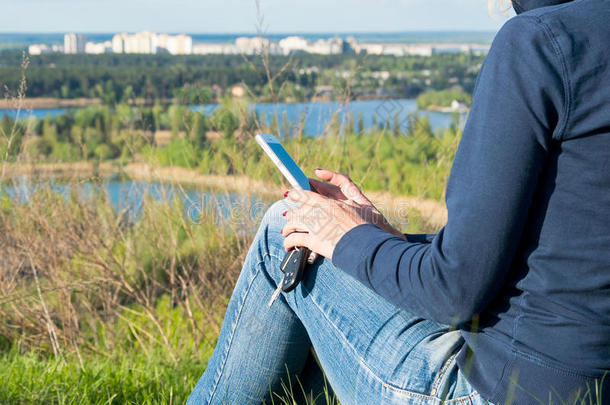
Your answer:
[284,16,568,325]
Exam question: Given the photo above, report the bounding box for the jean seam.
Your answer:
[206,257,269,402]
[304,285,476,402]
[431,351,459,398]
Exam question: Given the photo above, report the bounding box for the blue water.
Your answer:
[3,176,268,226]
[1,99,464,135]
[2,107,67,120]
[196,99,464,136]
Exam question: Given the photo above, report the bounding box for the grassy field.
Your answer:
[0,158,444,405]
[0,179,246,403]
[0,332,208,404]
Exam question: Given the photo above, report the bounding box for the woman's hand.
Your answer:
[281,169,406,259]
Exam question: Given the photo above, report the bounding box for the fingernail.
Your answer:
[282,211,287,217]
[280,229,283,235]
[316,168,322,171]
[284,191,289,197]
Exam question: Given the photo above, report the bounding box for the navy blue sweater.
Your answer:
[332,0,610,403]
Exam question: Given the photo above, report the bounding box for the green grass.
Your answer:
[0,181,348,404]
[0,291,218,404]
[0,349,204,404]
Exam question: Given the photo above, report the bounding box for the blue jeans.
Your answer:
[187,201,492,405]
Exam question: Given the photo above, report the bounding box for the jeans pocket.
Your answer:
[433,353,486,404]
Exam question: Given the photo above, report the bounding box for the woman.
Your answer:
[188,0,610,403]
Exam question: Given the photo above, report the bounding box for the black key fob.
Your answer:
[279,247,310,293]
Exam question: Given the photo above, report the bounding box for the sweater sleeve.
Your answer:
[332,16,568,325]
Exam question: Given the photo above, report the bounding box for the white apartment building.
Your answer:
[359,44,384,55]
[85,41,112,54]
[157,34,193,55]
[235,36,281,55]
[192,43,240,55]
[64,33,86,54]
[307,38,345,55]
[111,32,193,55]
[112,31,157,54]
[278,36,309,55]
[29,44,50,55]
[277,36,347,55]
[29,43,65,55]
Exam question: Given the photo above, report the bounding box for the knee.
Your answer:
[254,200,292,261]
[260,200,292,233]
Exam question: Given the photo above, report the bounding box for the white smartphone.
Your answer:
[255,133,311,191]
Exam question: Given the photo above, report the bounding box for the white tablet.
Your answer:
[255,133,311,191]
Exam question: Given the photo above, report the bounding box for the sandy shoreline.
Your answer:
[1,162,448,228]
[424,105,469,114]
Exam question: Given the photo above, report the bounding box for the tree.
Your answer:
[191,112,208,150]
[168,105,187,139]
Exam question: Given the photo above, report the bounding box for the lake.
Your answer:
[3,175,269,227]
[1,98,465,135]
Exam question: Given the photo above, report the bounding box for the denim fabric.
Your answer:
[187,201,493,405]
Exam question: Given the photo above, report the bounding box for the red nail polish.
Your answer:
[284,191,289,197]
[316,168,322,170]
[282,211,287,217]
[280,229,283,235]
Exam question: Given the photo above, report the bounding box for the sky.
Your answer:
[0,0,510,33]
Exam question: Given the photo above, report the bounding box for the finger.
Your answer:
[283,231,311,251]
[309,178,347,200]
[314,169,369,205]
[283,205,321,234]
[285,189,329,207]
[282,225,307,237]
[282,216,309,236]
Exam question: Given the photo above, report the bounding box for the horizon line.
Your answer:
[0,29,499,35]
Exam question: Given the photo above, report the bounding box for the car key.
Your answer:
[267,247,311,307]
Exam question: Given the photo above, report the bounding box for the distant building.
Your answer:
[307,38,345,55]
[235,36,280,55]
[85,41,112,54]
[28,44,50,55]
[111,32,193,55]
[111,34,126,53]
[112,32,154,54]
[192,43,239,55]
[406,45,434,57]
[64,33,86,54]
[29,43,64,55]
[345,36,360,53]
[55,32,490,57]
[126,31,157,54]
[358,42,490,57]
[359,44,384,55]
[279,36,309,55]
[157,34,193,55]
